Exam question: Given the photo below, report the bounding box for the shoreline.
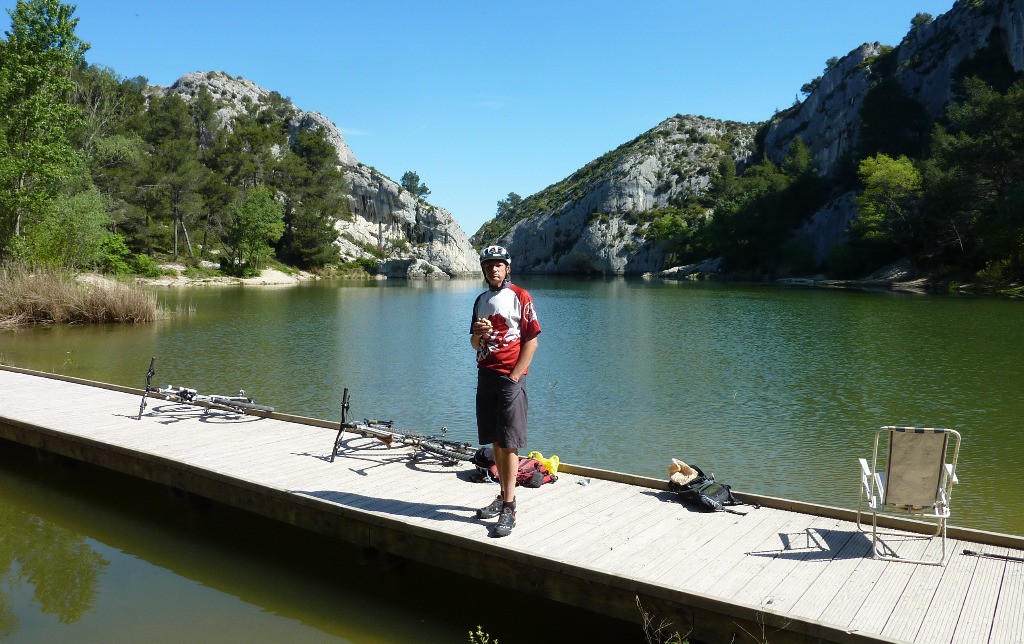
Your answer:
[137,265,316,288]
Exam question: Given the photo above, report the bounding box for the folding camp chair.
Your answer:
[856,426,961,565]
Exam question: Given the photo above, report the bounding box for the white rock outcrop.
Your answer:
[496,115,758,275]
[156,71,477,277]
[338,165,478,277]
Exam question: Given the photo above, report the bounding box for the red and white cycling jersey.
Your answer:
[471,283,541,375]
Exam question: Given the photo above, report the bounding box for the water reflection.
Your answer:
[0,502,109,636]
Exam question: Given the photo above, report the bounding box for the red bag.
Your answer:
[473,448,557,487]
[514,457,557,487]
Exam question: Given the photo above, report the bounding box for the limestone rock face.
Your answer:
[338,165,478,277]
[763,0,1024,175]
[493,115,758,275]
[156,71,477,276]
[796,192,859,267]
[762,43,882,176]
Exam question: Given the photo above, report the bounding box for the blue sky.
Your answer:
[6,0,957,236]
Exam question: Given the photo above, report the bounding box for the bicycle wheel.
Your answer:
[419,439,475,463]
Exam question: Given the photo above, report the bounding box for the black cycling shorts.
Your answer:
[476,368,528,449]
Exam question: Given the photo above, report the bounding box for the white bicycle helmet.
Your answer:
[479,245,511,266]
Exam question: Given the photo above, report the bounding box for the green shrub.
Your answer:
[98,235,134,275]
[976,259,1010,285]
[131,254,164,278]
[182,264,220,279]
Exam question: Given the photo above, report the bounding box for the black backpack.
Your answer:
[471,447,500,483]
[668,466,755,514]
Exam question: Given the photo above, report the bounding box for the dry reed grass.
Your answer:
[0,262,157,327]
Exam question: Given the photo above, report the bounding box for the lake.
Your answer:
[1,276,1021,640]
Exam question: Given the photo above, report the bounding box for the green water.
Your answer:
[1,277,1021,640]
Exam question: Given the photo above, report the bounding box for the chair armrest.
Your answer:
[858,458,872,495]
[858,458,883,507]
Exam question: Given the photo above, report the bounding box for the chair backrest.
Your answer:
[883,427,950,510]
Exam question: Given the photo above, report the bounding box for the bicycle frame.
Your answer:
[157,384,275,413]
[331,389,474,465]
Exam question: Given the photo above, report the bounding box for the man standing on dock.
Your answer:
[470,245,541,538]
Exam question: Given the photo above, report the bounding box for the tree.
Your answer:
[911,12,933,29]
[273,129,347,269]
[781,136,813,177]
[0,0,90,254]
[800,76,821,97]
[144,94,209,257]
[224,186,284,274]
[69,65,147,154]
[921,77,1024,275]
[216,101,285,189]
[495,192,523,219]
[401,170,430,198]
[15,185,111,269]
[189,85,219,154]
[852,154,923,263]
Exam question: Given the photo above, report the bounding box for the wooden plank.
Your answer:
[686,514,840,608]
[844,549,925,636]
[813,551,888,629]
[621,503,771,580]
[651,508,801,591]
[878,545,957,642]
[532,484,668,562]
[989,547,1024,644]
[556,489,681,570]
[721,517,854,612]
[583,499,693,573]
[910,541,978,643]
[527,483,643,557]
[510,477,631,546]
[950,548,1009,644]
[775,525,874,619]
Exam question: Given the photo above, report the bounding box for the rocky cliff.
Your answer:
[160,71,478,277]
[763,0,1024,173]
[481,115,758,275]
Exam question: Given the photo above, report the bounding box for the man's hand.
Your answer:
[472,317,493,337]
[471,318,493,348]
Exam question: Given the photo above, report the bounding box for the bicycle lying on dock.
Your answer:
[156,384,275,414]
[330,388,475,465]
[135,357,274,418]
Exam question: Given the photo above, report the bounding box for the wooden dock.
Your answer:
[1,364,1022,643]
